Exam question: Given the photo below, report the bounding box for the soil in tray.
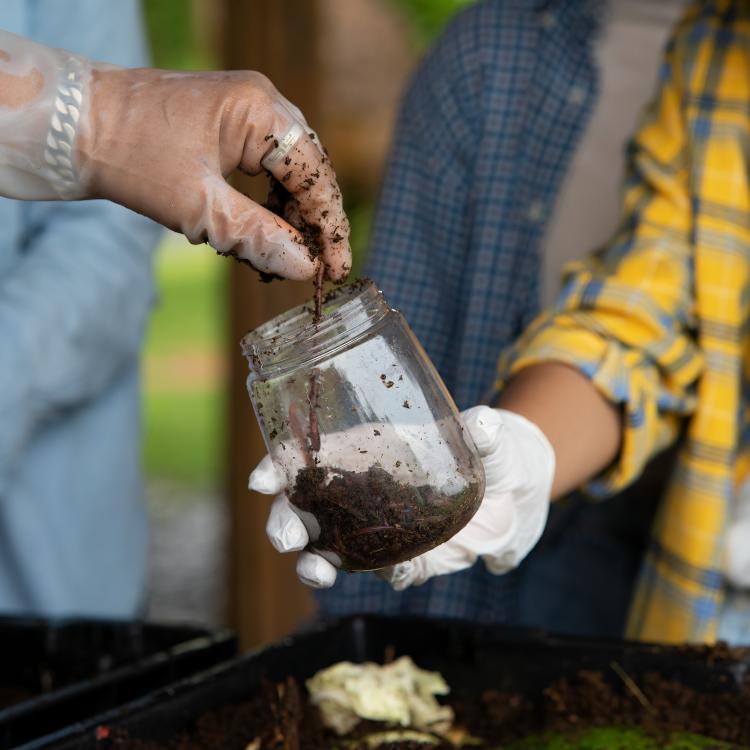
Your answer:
[455,669,750,749]
[104,667,750,750]
[288,465,481,571]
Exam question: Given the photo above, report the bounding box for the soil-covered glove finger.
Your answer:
[248,454,287,495]
[266,494,309,553]
[296,550,338,589]
[272,135,351,282]
[199,179,319,280]
[256,127,350,282]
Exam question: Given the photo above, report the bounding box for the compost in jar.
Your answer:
[243,279,485,571]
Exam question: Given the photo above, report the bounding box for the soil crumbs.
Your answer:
[103,665,750,750]
[289,465,481,571]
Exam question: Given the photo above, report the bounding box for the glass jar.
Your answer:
[242,279,485,572]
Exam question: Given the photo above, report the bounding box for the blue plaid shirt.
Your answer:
[316,0,603,623]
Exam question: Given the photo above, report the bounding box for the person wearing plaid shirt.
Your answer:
[497,0,750,644]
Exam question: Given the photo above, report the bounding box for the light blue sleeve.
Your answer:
[0,0,163,491]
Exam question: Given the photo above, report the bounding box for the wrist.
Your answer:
[42,49,92,200]
[0,30,93,201]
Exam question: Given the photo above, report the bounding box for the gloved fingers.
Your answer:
[482,550,523,576]
[297,550,338,589]
[199,179,320,281]
[266,494,309,553]
[268,96,327,162]
[383,541,479,591]
[261,120,307,171]
[277,95,309,127]
[252,119,351,282]
[248,454,287,495]
[280,135,351,282]
[375,560,413,588]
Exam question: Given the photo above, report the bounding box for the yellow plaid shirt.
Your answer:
[498,0,750,644]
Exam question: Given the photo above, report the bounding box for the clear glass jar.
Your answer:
[242,279,485,572]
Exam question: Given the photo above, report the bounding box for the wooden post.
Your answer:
[223,0,321,650]
[221,0,415,650]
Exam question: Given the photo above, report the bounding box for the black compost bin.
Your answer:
[0,617,235,749]
[31,615,750,749]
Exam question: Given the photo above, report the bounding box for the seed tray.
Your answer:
[34,615,750,749]
[0,617,235,749]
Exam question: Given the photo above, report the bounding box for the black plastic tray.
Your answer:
[36,615,750,749]
[0,617,235,749]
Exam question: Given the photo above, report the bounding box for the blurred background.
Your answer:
[140,0,471,647]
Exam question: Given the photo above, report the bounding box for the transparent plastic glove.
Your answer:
[381,406,555,590]
[0,30,350,280]
[725,477,750,588]
[249,408,555,590]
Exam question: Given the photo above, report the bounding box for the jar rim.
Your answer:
[242,278,387,376]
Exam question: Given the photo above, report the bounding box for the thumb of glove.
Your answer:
[460,405,505,457]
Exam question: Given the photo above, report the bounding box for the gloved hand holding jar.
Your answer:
[0,29,351,280]
[248,282,623,591]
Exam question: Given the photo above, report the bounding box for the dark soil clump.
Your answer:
[107,678,326,750]
[265,176,324,262]
[288,465,481,571]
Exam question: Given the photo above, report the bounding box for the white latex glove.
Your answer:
[725,476,750,588]
[0,30,350,280]
[249,406,555,589]
[249,454,338,589]
[381,406,555,590]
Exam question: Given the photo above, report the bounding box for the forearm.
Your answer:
[497,362,622,499]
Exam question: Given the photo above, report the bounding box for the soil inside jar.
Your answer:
[288,465,481,571]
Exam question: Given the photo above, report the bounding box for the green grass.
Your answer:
[143,387,226,487]
[145,237,227,355]
[143,235,228,487]
[389,0,474,46]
